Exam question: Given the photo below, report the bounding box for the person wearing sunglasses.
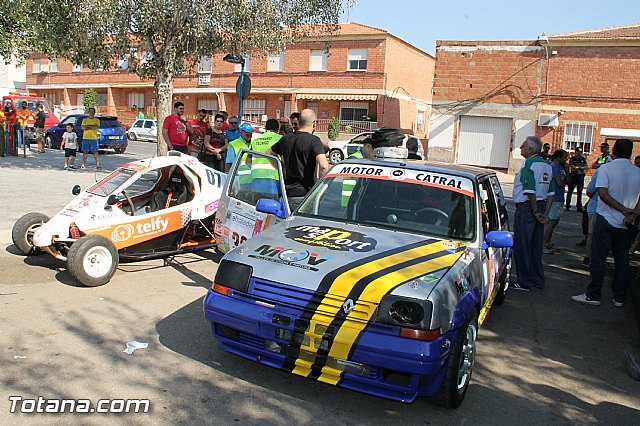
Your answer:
[224,116,241,143]
[202,113,228,172]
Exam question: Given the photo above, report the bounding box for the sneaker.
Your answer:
[68,165,76,169]
[571,293,600,306]
[511,282,531,292]
[565,206,571,211]
[80,165,86,169]
[582,257,590,267]
[542,245,555,254]
[63,166,69,171]
[96,166,102,170]
[613,299,625,308]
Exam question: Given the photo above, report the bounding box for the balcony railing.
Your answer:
[315,119,377,134]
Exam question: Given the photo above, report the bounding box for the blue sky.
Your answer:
[341,0,639,54]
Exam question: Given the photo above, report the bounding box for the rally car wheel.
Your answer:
[329,149,344,164]
[12,212,50,255]
[433,309,477,408]
[67,235,119,287]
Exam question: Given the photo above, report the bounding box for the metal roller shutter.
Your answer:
[457,116,512,168]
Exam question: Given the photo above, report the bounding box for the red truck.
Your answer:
[2,93,60,150]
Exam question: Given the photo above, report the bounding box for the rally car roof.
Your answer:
[339,158,497,181]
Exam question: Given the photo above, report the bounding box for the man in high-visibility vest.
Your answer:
[226,122,254,188]
[249,118,281,196]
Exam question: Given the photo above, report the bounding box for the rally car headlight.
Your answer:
[212,260,252,294]
[376,295,432,330]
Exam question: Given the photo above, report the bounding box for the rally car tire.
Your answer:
[12,212,50,255]
[329,149,344,164]
[67,235,119,287]
[432,309,477,409]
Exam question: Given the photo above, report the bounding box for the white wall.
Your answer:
[0,57,27,97]
[428,113,455,148]
[513,119,536,159]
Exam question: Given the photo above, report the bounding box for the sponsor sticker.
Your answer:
[284,225,377,252]
[248,245,332,271]
[204,199,219,213]
[110,216,169,242]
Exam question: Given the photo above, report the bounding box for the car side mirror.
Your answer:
[256,198,287,219]
[106,194,118,206]
[71,185,81,195]
[485,231,513,248]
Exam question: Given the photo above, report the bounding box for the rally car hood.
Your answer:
[224,215,466,300]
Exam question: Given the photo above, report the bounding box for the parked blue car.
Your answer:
[45,114,127,153]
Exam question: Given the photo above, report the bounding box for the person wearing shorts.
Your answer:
[60,123,78,170]
[543,149,568,254]
[81,108,101,169]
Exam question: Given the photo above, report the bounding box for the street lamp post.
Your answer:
[223,53,246,122]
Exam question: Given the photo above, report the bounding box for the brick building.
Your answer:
[429,24,640,172]
[25,23,434,138]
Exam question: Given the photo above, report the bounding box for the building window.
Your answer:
[339,102,369,122]
[563,121,596,153]
[306,102,318,116]
[309,49,328,71]
[243,99,265,122]
[197,99,219,114]
[347,48,367,71]
[72,64,83,73]
[267,53,284,72]
[416,109,426,132]
[49,59,58,73]
[32,59,41,74]
[198,56,212,73]
[234,55,250,73]
[128,93,145,108]
[33,59,50,74]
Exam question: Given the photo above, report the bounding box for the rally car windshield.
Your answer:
[297,173,476,241]
[87,168,137,196]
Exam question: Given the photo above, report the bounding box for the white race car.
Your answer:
[327,132,425,164]
[12,152,226,287]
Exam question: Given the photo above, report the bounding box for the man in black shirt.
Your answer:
[33,103,47,153]
[268,108,329,210]
[565,147,588,211]
[540,143,551,163]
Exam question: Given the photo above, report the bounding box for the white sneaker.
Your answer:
[613,299,625,308]
[571,293,600,306]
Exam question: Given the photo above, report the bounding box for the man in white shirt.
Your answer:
[511,136,554,291]
[572,138,640,306]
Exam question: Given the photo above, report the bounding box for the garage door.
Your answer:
[457,116,512,168]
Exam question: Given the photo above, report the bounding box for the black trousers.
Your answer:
[566,173,585,209]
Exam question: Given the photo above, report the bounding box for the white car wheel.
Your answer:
[67,235,119,287]
[82,246,114,279]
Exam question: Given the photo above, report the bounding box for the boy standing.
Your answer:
[60,123,78,170]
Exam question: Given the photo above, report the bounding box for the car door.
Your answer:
[214,149,290,253]
[479,177,507,302]
[142,120,155,141]
[130,120,143,139]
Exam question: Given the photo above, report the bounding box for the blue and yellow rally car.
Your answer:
[204,147,512,408]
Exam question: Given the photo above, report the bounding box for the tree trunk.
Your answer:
[155,70,174,156]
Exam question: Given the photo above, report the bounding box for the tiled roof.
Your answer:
[549,23,640,40]
[337,22,389,36]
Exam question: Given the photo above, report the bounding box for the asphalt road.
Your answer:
[1,148,639,425]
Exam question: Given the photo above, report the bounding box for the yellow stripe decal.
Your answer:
[317,251,461,385]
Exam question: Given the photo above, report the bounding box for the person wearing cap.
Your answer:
[267,109,329,210]
[249,118,282,195]
[572,138,640,307]
[565,147,588,212]
[225,122,253,174]
[592,142,610,170]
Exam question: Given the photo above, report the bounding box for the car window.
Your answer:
[132,120,142,128]
[228,151,283,205]
[125,169,161,198]
[489,176,508,228]
[15,99,51,113]
[143,121,153,129]
[479,179,500,232]
[99,118,122,128]
[298,173,476,240]
[60,116,77,126]
[351,134,371,144]
[87,168,136,196]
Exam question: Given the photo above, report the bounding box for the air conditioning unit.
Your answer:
[538,113,559,127]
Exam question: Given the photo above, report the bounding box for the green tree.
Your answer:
[328,117,340,141]
[83,89,97,113]
[7,0,353,155]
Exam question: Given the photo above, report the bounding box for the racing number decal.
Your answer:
[283,240,464,384]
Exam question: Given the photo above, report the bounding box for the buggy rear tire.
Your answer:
[12,212,50,255]
[67,235,119,287]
